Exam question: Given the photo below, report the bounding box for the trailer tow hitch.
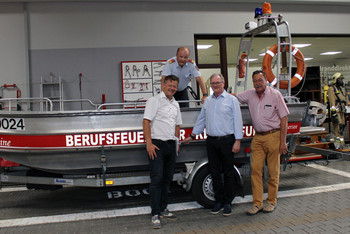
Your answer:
[100,146,107,186]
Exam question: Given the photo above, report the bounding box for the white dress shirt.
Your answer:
[143,91,182,141]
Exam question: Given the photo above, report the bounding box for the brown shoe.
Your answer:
[246,206,263,216]
[263,203,276,213]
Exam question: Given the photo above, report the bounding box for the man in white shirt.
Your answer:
[143,75,182,229]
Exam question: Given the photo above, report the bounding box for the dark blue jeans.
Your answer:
[206,134,238,205]
[174,88,189,108]
[149,139,176,216]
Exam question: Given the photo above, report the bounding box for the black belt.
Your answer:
[153,139,175,144]
[255,129,280,135]
[207,134,234,140]
[176,87,188,93]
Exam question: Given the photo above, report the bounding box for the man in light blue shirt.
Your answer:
[184,73,243,217]
[162,47,208,107]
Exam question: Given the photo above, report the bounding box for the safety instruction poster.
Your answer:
[121,60,166,106]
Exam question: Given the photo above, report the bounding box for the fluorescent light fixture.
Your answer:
[304,58,313,61]
[245,58,258,62]
[293,44,311,48]
[320,51,342,55]
[259,53,265,56]
[197,45,213,49]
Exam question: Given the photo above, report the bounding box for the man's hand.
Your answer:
[147,143,159,160]
[183,137,192,144]
[280,142,288,155]
[232,140,241,153]
[201,95,207,103]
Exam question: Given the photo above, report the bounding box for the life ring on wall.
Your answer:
[262,44,306,89]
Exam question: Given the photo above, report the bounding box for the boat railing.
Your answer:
[0,97,204,112]
[50,99,100,110]
[97,100,202,110]
[0,97,53,112]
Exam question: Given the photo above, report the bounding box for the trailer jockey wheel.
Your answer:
[191,166,215,208]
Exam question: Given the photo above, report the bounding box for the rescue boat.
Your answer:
[0,99,306,175]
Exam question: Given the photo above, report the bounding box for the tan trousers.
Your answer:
[332,111,346,137]
[251,131,281,207]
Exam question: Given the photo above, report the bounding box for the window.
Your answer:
[195,34,350,101]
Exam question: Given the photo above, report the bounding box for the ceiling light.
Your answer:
[304,58,313,61]
[197,45,213,49]
[259,53,265,56]
[320,51,342,55]
[293,44,311,48]
[245,58,258,62]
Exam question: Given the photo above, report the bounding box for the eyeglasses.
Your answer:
[210,81,223,85]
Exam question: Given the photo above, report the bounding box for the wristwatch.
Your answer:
[203,93,208,97]
[190,133,196,140]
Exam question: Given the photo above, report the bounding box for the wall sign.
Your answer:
[121,60,166,107]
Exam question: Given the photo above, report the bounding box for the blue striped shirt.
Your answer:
[192,90,243,139]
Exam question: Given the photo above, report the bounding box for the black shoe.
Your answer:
[223,204,232,216]
[211,202,223,214]
[236,186,245,198]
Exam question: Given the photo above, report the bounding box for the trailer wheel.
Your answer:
[191,166,215,208]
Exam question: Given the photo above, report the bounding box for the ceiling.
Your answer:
[1,0,350,4]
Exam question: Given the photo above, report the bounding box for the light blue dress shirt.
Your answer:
[162,57,201,91]
[192,90,243,139]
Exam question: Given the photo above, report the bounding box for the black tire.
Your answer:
[191,166,215,208]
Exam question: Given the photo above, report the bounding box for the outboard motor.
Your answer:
[302,101,327,127]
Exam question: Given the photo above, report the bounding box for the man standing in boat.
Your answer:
[162,46,208,107]
[143,75,182,229]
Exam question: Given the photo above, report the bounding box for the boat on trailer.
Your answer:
[0,98,306,175]
[0,12,320,207]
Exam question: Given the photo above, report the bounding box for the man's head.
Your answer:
[176,47,190,67]
[252,70,267,95]
[163,75,179,100]
[332,72,344,87]
[209,73,225,96]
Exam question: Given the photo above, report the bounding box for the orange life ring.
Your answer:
[262,44,306,89]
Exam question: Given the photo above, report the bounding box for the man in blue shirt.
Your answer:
[184,73,243,216]
[162,47,208,107]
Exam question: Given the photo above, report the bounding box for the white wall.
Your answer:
[0,3,27,98]
[1,1,350,103]
[26,2,350,50]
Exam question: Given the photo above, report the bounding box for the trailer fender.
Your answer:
[183,158,209,192]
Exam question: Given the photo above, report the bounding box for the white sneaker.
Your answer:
[151,215,161,229]
[160,209,178,220]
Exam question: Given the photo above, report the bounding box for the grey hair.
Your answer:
[209,73,225,82]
